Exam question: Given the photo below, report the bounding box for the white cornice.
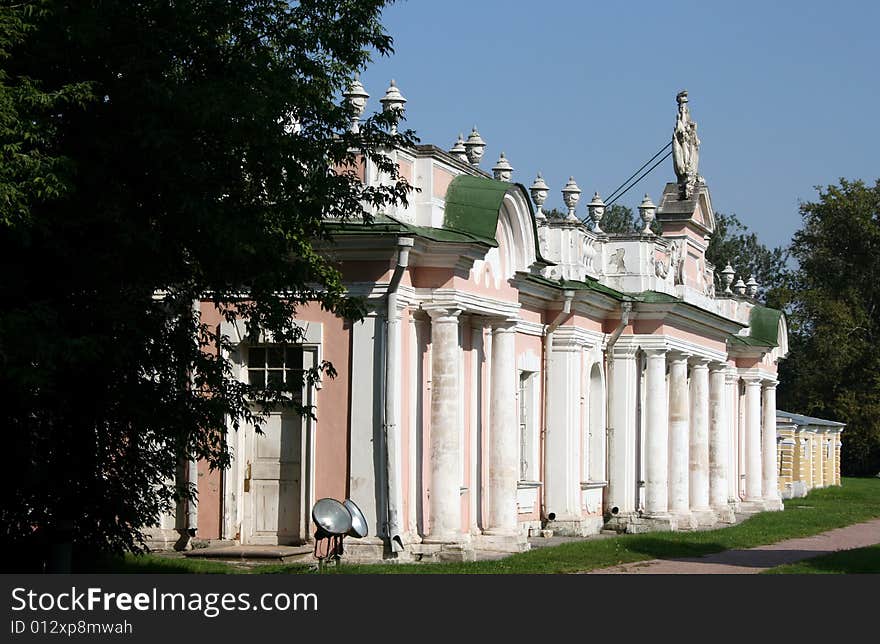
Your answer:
[424,288,520,320]
[611,334,728,363]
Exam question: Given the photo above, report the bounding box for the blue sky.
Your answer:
[359,0,879,249]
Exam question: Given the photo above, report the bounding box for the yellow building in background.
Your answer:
[776,411,844,499]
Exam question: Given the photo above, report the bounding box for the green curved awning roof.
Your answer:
[729,304,783,347]
[443,175,551,265]
[443,175,510,241]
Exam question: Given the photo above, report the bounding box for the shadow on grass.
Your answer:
[616,536,723,561]
[763,544,880,574]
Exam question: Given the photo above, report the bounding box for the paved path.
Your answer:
[587,517,880,574]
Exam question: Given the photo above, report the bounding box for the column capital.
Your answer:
[708,360,728,373]
[761,380,778,390]
[742,375,763,386]
[423,305,463,323]
[689,355,712,368]
[610,344,639,359]
[490,318,519,333]
[642,346,668,358]
[666,349,692,363]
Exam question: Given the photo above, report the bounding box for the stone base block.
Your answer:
[342,539,388,563]
[713,506,737,523]
[670,511,698,530]
[409,542,476,563]
[763,498,784,512]
[691,509,718,527]
[144,528,193,552]
[738,500,767,513]
[473,533,530,554]
[629,514,677,533]
[545,516,604,537]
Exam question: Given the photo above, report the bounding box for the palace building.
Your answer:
[149,84,842,561]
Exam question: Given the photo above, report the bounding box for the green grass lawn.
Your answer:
[100,477,880,574]
[762,543,880,574]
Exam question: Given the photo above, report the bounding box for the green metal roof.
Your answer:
[326,175,551,265]
[728,305,783,348]
[443,175,510,240]
[522,273,629,301]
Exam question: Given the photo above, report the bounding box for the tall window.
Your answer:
[519,371,537,481]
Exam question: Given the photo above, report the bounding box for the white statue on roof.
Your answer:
[673,90,701,199]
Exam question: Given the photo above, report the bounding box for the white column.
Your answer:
[667,351,690,516]
[486,323,518,535]
[607,346,639,516]
[762,381,782,509]
[689,358,711,513]
[709,363,733,519]
[424,308,463,542]
[644,348,669,516]
[744,376,763,504]
[725,369,740,505]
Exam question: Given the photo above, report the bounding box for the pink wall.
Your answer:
[433,166,454,199]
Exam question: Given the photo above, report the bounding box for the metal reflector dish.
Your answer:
[343,499,368,538]
[312,498,352,536]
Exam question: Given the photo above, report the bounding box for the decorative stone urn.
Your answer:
[561,176,581,221]
[529,172,549,220]
[492,152,514,182]
[449,134,468,164]
[343,74,369,133]
[721,263,735,294]
[464,127,486,166]
[380,79,406,132]
[638,193,656,235]
[587,192,605,233]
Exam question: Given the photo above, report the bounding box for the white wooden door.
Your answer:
[243,412,303,545]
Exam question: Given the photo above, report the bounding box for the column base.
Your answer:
[473,532,530,554]
[690,508,718,527]
[545,516,604,537]
[738,499,767,513]
[762,497,784,512]
[669,510,698,530]
[712,505,737,523]
[633,512,678,533]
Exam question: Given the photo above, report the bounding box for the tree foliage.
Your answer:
[776,179,880,476]
[0,0,413,564]
[705,211,788,305]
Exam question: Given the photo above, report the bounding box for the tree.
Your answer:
[0,0,414,567]
[705,211,788,305]
[776,179,880,476]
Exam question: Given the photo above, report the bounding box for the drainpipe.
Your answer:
[603,301,633,515]
[384,237,413,553]
[540,290,575,521]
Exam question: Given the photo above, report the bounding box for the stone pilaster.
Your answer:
[544,330,584,532]
[606,345,639,520]
[423,307,465,544]
[689,357,715,525]
[709,363,735,522]
[762,381,783,510]
[742,376,765,510]
[667,351,694,527]
[644,348,670,518]
[485,323,519,536]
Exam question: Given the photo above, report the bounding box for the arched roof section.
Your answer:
[442,175,548,274]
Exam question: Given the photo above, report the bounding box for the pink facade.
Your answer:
[151,99,789,561]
